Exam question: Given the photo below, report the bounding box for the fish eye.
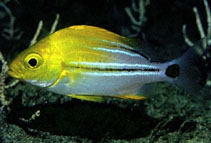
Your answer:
[28,58,37,67]
[24,53,43,69]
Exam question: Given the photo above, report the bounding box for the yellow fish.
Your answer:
[7,25,207,102]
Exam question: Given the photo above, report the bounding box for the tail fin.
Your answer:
[166,38,209,94]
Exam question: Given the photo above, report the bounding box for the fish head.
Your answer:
[8,38,62,88]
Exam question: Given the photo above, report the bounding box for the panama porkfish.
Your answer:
[7,25,209,102]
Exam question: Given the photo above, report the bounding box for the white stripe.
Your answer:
[93,47,141,57]
[70,62,158,69]
[101,39,134,50]
[83,71,160,76]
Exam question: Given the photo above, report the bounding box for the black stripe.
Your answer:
[118,46,150,61]
[91,37,150,60]
[71,65,160,72]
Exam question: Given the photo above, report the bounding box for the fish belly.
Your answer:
[48,69,166,96]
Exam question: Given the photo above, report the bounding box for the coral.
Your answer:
[125,0,150,37]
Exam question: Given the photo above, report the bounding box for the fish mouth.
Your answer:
[7,69,21,79]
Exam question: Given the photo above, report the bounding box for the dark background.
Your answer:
[1,0,211,143]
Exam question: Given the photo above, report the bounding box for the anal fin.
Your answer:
[114,94,146,100]
[67,94,146,102]
[67,94,105,102]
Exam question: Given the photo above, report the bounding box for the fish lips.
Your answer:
[7,69,21,79]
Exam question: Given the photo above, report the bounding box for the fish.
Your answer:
[7,25,208,102]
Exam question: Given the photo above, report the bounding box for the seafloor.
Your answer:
[0,0,211,143]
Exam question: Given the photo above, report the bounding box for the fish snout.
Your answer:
[7,64,22,79]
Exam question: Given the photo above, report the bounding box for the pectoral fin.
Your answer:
[114,94,146,100]
[67,94,105,102]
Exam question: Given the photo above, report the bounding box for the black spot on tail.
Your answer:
[165,64,180,78]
